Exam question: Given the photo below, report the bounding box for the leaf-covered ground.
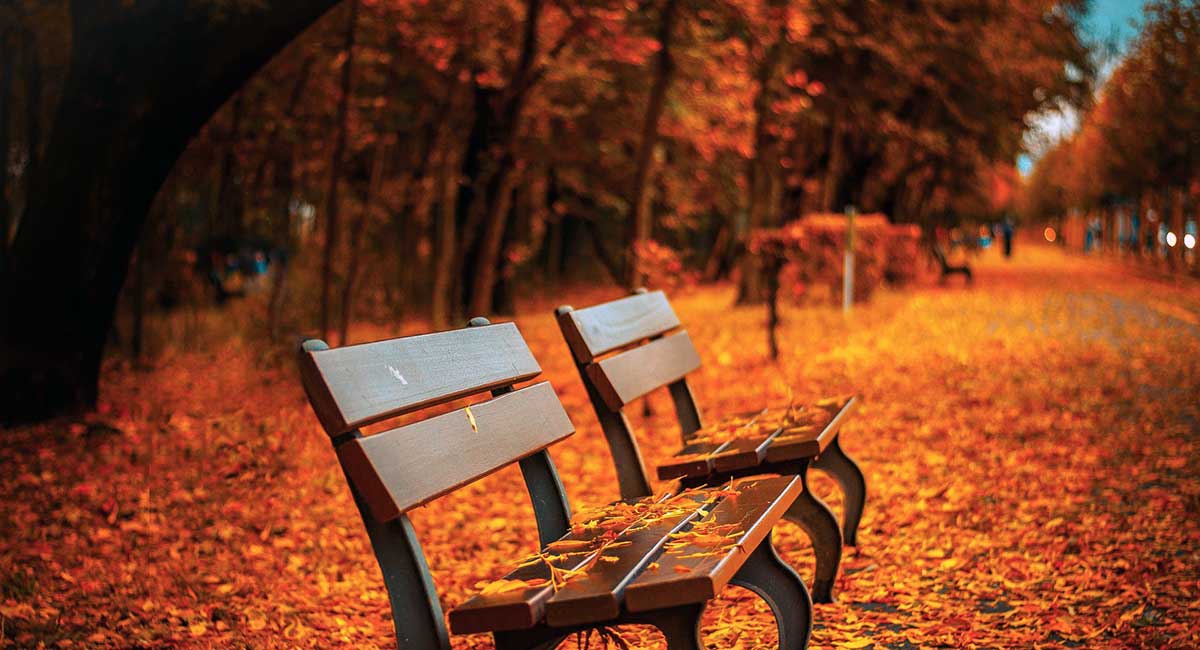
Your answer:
[2,247,1199,649]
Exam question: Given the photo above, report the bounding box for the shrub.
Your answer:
[749,214,923,304]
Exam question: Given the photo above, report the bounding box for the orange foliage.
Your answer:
[632,240,697,293]
[2,250,1199,649]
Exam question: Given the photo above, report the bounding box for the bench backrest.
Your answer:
[298,321,576,649]
[556,290,704,500]
[299,322,575,522]
[557,290,701,410]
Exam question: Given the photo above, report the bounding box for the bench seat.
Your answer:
[657,396,858,481]
[449,475,802,634]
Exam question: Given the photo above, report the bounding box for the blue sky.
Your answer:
[1017,0,1147,174]
[1083,0,1146,50]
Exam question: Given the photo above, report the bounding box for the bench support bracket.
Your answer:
[730,533,814,650]
[781,461,843,603]
[811,436,867,546]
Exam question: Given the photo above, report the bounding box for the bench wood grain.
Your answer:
[624,476,802,611]
[300,322,541,434]
[450,491,710,633]
[558,290,682,363]
[764,397,858,463]
[585,331,701,411]
[337,381,573,522]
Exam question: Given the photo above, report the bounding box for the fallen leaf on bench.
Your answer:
[463,406,478,432]
[473,578,549,595]
[546,539,594,552]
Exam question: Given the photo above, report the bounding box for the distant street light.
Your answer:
[1166,232,1178,247]
[1185,233,1196,250]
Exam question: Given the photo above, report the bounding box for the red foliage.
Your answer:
[749,214,923,303]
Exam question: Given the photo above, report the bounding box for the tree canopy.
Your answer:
[0,0,1093,422]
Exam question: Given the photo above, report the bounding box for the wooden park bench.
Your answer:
[556,290,867,603]
[932,245,973,284]
[297,318,814,650]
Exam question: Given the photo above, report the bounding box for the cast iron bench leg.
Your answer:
[655,603,707,650]
[782,465,842,603]
[811,436,867,546]
[730,534,814,650]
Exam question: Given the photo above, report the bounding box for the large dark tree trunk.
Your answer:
[0,0,343,426]
[0,32,12,270]
[19,26,42,233]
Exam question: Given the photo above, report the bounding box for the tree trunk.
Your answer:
[736,5,788,304]
[131,241,145,362]
[457,0,543,318]
[0,0,342,426]
[249,55,316,205]
[821,122,846,213]
[626,0,678,289]
[320,0,358,342]
[338,138,385,346]
[1170,187,1185,271]
[213,91,245,236]
[0,34,12,269]
[431,144,458,329]
[394,122,437,319]
[19,27,41,232]
[469,173,518,316]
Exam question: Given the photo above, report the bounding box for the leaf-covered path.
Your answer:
[2,248,1198,649]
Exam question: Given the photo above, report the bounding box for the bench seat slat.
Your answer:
[654,397,859,480]
[623,476,803,612]
[585,331,701,411]
[656,438,730,480]
[764,396,857,463]
[560,291,681,362]
[337,381,573,523]
[542,493,711,627]
[302,322,542,433]
[708,427,781,473]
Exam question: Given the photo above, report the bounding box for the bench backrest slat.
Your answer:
[585,331,702,411]
[559,290,681,362]
[299,322,541,434]
[337,381,574,522]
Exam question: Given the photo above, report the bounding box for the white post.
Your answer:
[843,205,856,314]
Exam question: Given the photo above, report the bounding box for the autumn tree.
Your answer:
[0,0,343,425]
[1022,0,1200,265]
